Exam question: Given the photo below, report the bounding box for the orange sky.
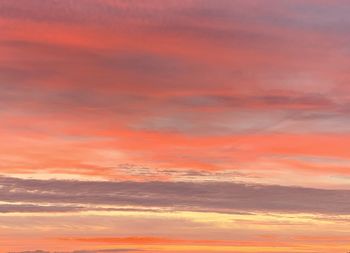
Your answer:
[1,1,350,253]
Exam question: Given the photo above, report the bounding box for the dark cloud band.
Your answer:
[1,176,350,214]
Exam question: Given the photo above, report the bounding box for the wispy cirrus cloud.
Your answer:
[2,1,350,252]
[1,0,350,187]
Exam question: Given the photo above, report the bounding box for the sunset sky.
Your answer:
[1,0,350,252]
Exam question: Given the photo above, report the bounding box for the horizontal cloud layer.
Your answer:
[1,176,350,214]
[2,1,350,252]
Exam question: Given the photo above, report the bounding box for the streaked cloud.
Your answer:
[2,0,350,252]
[1,176,350,214]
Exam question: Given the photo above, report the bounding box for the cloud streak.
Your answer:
[2,1,350,252]
[1,176,350,214]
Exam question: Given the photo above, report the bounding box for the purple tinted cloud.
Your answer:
[1,176,350,214]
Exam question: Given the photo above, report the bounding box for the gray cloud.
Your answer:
[1,176,350,214]
[0,204,83,213]
[0,0,126,25]
[2,0,349,32]
[171,94,333,108]
[0,40,191,90]
[0,204,168,214]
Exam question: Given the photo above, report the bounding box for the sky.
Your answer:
[1,0,350,252]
